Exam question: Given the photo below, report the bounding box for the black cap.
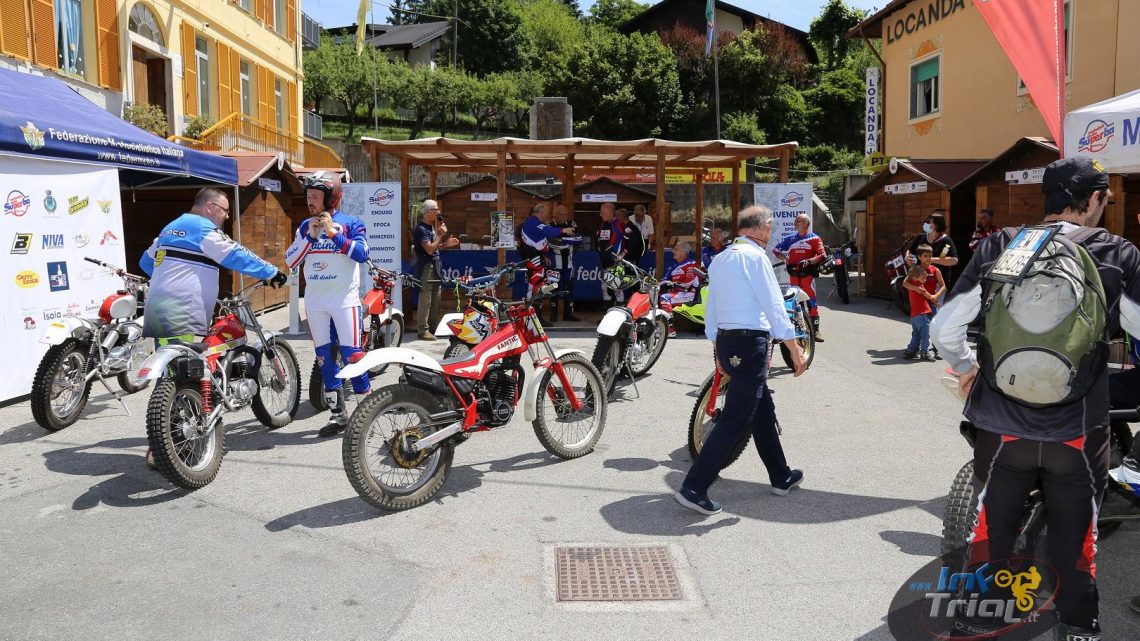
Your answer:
[1042,157,1110,214]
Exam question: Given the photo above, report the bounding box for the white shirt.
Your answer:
[633,215,654,243]
[704,237,796,342]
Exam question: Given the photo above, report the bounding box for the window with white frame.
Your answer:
[274,79,285,129]
[240,60,252,116]
[274,0,287,35]
[239,0,252,12]
[1018,0,1073,92]
[196,37,210,116]
[55,0,86,78]
[128,4,164,45]
[910,55,940,119]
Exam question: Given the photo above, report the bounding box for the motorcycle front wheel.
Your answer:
[780,302,816,370]
[342,383,455,511]
[629,316,668,377]
[590,335,623,397]
[31,339,93,431]
[146,378,224,490]
[443,338,472,360]
[252,340,301,429]
[687,372,749,468]
[117,336,153,394]
[533,353,607,459]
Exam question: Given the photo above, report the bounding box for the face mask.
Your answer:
[922,222,933,234]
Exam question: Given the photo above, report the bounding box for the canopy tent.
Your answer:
[0,67,236,186]
[1064,88,1140,174]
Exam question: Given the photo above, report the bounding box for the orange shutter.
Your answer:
[285,0,295,42]
[257,65,272,125]
[287,81,297,137]
[0,0,31,61]
[95,0,121,89]
[216,41,233,117]
[29,0,55,67]
[255,0,268,23]
[181,23,198,117]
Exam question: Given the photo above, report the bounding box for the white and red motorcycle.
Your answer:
[31,257,152,431]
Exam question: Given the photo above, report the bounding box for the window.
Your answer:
[274,0,287,35]
[195,36,210,116]
[239,0,252,12]
[128,4,164,45]
[909,55,940,120]
[274,78,284,129]
[1017,0,1073,92]
[55,0,86,78]
[239,60,252,116]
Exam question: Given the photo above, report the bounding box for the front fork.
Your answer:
[537,342,584,412]
[705,369,723,418]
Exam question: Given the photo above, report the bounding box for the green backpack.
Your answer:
[979,225,1109,408]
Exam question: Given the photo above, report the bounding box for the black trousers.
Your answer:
[970,427,1109,630]
[682,333,790,494]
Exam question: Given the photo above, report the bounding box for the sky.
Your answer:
[300,0,887,34]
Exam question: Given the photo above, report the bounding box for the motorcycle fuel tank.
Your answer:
[99,293,137,322]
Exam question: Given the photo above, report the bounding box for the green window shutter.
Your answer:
[912,58,939,84]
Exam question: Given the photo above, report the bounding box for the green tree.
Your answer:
[302,36,336,118]
[518,0,584,89]
[412,0,526,75]
[761,84,809,144]
[803,67,864,149]
[390,62,434,139]
[587,0,647,31]
[503,69,544,136]
[809,0,867,72]
[721,112,766,145]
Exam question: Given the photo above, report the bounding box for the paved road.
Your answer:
[1,285,1137,641]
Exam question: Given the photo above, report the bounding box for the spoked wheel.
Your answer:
[367,315,403,376]
[532,353,607,458]
[686,371,750,469]
[146,379,224,490]
[590,336,623,397]
[629,316,668,377]
[117,338,153,393]
[443,338,472,360]
[940,459,1047,570]
[31,339,93,431]
[309,351,344,411]
[252,340,301,429]
[342,384,455,511]
[780,302,816,370]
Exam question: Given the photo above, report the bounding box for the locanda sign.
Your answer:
[884,0,966,45]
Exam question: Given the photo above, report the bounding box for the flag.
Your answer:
[972,0,1066,152]
[705,0,715,56]
[355,0,369,54]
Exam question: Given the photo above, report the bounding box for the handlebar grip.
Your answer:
[84,256,104,266]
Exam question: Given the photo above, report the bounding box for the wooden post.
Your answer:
[1107,174,1126,236]
[400,158,410,265]
[975,184,988,221]
[940,189,952,229]
[428,171,437,200]
[694,173,705,267]
[778,148,790,182]
[730,162,740,238]
[562,159,575,216]
[655,148,666,275]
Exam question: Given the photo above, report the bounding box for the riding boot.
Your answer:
[318,388,348,437]
[563,299,581,322]
[812,317,825,342]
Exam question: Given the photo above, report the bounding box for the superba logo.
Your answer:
[1079,119,1115,153]
[781,191,805,208]
[369,189,395,207]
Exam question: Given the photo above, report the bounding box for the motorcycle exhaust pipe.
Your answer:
[411,421,462,452]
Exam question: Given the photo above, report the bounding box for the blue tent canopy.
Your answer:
[0,67,236,186]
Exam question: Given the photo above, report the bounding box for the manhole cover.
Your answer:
[554,545,682,601]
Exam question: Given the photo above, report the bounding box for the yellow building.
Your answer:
[851,0,1140,161]
[0,0,335,166]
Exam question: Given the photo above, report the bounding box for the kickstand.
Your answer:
[94,374,132,417]
[623,359,641,399]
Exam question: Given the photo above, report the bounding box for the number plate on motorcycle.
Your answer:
[554,545,681,601]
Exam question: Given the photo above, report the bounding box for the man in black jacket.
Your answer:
[932,157,1140,641]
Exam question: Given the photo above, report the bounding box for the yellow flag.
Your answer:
[355,0,369,53]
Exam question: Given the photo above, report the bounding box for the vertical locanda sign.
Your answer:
[865,67,880,157]
[339,182,403,309]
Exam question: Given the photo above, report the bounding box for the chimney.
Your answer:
[529,97,572,140]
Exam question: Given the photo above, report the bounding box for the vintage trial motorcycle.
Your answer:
[31,257,152,431]
[335,287,607,511]
[819,241,858,304]
[136,283,301,490]
[591,254,670,397]
[309,262,415,411]
[434,261,525,360]
[885,234,920,316]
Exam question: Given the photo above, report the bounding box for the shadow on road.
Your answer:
[879,530,941,557]
[40,437,185,509]
[264,496,384,530]
[866,348,922,366]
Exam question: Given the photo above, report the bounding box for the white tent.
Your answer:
[1064,88,1140,174]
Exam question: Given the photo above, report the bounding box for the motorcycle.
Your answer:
[31,257,152,431]
[885,234,920,316]
[434,261,525,360]
[591,254,671,397]
[686,366,784,467]
[136,282,301,490]
[819,241,858,304]
[309,262,415,411]
[779,286,816,370]
[335,286,607,511]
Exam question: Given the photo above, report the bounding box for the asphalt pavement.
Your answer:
[1,279,1137,641]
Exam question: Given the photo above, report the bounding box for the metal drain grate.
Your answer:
[554,545,682,601]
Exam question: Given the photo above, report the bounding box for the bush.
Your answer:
[124,103,169,137]
[721,112,766,145]
[183,114,216,140]
[792,144,862,173]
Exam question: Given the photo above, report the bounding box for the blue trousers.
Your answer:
[907,312,932,353]
[682,334,791,494]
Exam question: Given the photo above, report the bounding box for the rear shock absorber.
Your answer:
[200,375,213,416]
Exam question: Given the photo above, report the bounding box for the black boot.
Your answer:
[1054,622,1100,641]
[562,300,581,322]
[812,317,825,342]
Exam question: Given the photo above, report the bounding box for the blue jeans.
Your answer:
[908,313,932,353]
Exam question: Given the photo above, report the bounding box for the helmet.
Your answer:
[602,265,635,290]
[303,171,342,210]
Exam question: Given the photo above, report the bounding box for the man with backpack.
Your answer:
[931,157,1140,641]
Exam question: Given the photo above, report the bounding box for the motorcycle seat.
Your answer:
[165,339,210,353]
[782,288,797,301]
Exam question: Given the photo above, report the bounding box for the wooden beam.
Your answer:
[369,148,382,181]
[1107,174,1126,236]
[730,163,741,238]
[562,160,575,218]
[655,147,666,275]
[694,173,705,267]
[778,149,790,183]
[428,171,437,200]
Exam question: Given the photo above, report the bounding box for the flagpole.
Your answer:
[713,38,721,138]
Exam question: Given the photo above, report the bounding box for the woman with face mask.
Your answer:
[905,212,958,291]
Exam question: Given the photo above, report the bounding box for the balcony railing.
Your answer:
[168,112,342,168]
[301,12,321,50]
[303,110,323,140]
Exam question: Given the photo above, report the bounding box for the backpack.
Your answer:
[979,225,1109,408]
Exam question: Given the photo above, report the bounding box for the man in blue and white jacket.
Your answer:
[285,171,371,436]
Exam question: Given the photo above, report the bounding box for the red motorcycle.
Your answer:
[335,292,608,511]
[885,234,919,316]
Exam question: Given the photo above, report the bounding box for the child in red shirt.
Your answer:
[902,244,946,361]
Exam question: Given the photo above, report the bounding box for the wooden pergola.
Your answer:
[361,136,798,273]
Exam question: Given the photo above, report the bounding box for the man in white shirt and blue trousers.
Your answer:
[675,207,808,515]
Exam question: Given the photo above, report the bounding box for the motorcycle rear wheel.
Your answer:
[780,302,816,370]
[252,339,301,429]
[443,338,472,360]
[629,316,668,377]
[31,339,93,431]
[532,353,606,459]
[117,338,153,394]
[342,383,454,511]
[940,460,1047,570]
[590,335,623,398]
[146,379,224,490]
[687,372,749,468]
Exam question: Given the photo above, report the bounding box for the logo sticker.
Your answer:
[19,121,45,150]
[311,260,329,272]
[11,233,32,254]
[5,190,31,217]
[781,191,805,208]
[100,230,118,245]
[1078,119,1115,153]
[369,188,395,207]
[47,261,69,292]
[43,190,57,215]
[42,233,64,250]
[74,232,90,248]
[153,249,166,266]
[67,195,89,215]
[15,270,40,288]
[23,316,36,330]
[97,198,112,214]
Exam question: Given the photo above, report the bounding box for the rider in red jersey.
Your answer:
[773,213,827,341]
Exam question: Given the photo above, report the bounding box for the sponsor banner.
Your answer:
[754,183,814,287]
[470,192,498,202]
[884,181,929,195]
[580,161,747,185]
[0,156,124,401]
[1063,88,1140,174]
[340,182,403,310]
[491,211,516,249]
[1005,167,1046,184]
[581,193,618,203]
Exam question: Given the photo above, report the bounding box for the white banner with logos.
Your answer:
[340,182,403,310]
[0,156,126,402]
[754,182,813,288]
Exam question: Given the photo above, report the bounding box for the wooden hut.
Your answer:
[436,177,550,248]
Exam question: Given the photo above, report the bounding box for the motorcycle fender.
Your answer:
[244,329,279,349]
[136,348,184,381]
[337,346,444,380]
[597,308,630,337]
[523,349,587,422]
[377,308,403,325]
[435,313,463,337]
[646,308,671,322]
[796,289,811,304]
[40,317,93,345]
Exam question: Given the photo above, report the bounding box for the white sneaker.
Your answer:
[1109,458,1140,496]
